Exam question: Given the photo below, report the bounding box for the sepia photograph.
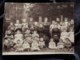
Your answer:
[2,3,74,55]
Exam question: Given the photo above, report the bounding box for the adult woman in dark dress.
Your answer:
[52,21,61,46]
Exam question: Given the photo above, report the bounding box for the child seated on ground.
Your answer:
[26,36,32,47]
[31,40,40,51]
[39,37,45,49]
[64,38,72,50]
[49,38,57,49]
[68,28,74,44]
[3,38,10,51]
[22,40,30,51]
[14,40,23,52]
[60,29,69,43]
[57,39,64,49]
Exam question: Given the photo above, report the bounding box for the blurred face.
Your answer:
[52,21,55,24]
[63,29,66,32]
[30,18,33,22]
[7,30,11,34]
[17,30,21,34]
[33,31,37,34]
[16,20,20,23]
[39,16,42,22]
[7,38,11,41]
[56,18,60,22]
[34,22,38,26]
[17,40,21,44]
[44,17,48,22]
[66,38,70,42]
[50,39,53,42]
[26,30,30,33]
[71,19,74,24]
[40,38,44,41]
[40,24,43,27]
[64,18,68,22]
[27,37,31,40]
[10,22,14,25]
[22,19,26,23]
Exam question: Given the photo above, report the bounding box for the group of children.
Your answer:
[3,17,74,52]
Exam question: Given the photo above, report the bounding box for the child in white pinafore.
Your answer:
[22,40,30,51]
[31,40,40,51]
[49,38,57,49]
[39,37,45,48]
[14,30,23,44]
[60,29,69,43]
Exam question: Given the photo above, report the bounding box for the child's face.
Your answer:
[34,31,37,34]
[7,38,11,41]
[27,37,31,40]
[56,18,60,22]
[26,30,30,33]
[17,40,21,44]
[10,22,13,25]
[64,18,68,22]
[66,38,70,42]
[30,18,33,22]
[17,31,21,34]
[34,22,38,26]
[63,29,66,32]
[22,19,26,22]
[40,24,43,27]
[71,19,74,24]
[52,21,55,24]
[50,39,53,42]
[40,38,44,41]
[7,30,11,34]
[16,20,20,23]
[44,18,48,22]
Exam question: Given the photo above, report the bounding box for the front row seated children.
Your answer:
[39,37,45,49]
[49,38,64,49]
[49,38,57,49]
[31,40,40,51]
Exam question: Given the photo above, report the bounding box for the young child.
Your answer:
[14,40,23,52]
[32,31,39,38]
[14,30,23,44]
[31,40,40,51]
[22,40,30,51]
[57,39,64,49]
[24,29,31,38]
[62,18,69,31]
[26,36,32,47]
[22,19,28,32]
[15,20,22,30]
[68,28,74,45]
[8,22,14,32]
[60,29,69,43]
[64,38,72,50]
[3,38,10,51]
[39,37,45,49]
[49,38,57,49]
[5,29,13,39]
